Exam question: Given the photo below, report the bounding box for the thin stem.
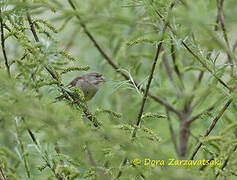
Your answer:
[0,167,7,180]
[16,124,31,178]
[188,105,215,124]
[132,42,163,138]
[26,13,39,42]
[170,38,184,88]
[0,8,10,77]
[216,0,234,73]
[114,157,127,180]
[189,99,232,160]
[26,128,63,180]
[182,41,232,92]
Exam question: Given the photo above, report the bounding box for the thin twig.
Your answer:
[16,124,31,178]
[188,105,215,124]
[0,8,10,77]
[27,129,63,180]
[114,157,127,180]
[189,99,232,160]
[132,43,163,138]
[215,146,237,177]
[0,167,7,180]
[215,131,237,177]
[216,0,234,73]
[26,13,39,42]
[170,38,184,88]
[182,41,232,92]
[67,0,180,116]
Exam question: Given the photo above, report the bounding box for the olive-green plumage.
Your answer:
[67,72,105,101]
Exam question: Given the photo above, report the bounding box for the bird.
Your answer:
[60,72,106,102]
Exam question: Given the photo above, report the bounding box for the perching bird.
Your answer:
[62,72,105,102]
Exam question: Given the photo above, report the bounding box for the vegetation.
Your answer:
[0,0,237,179]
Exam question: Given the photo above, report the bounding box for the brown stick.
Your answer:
[132,42,163,138]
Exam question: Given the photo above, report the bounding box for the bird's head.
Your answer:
[83,72,106,85]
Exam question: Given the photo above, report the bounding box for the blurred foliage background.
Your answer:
[0,0,237,179]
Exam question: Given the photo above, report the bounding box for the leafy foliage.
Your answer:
[0,0,237,179]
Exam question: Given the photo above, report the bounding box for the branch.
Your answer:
[216,0,234,72]
[189,99,232,160]
[132,42,163,138]
[216,144,237,177]
[67,0,180,116]
[0,8,10,77]
[170,38,184,88]
[188,105,215,124]
[27,128,63,180]
[115,157,128,180]
[26,13,39,42]
[0,167,7,180]
[182,41,232,92]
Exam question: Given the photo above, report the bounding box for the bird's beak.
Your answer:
[100,76,106,82]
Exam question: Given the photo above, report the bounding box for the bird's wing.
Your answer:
[66,76,83,89]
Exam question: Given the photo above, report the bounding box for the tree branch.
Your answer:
[132,42,163,138]
[189,99,232,160]
[0,8,10,77]
[0,167,7,180]
[182,41,232,92]
[216,0,234,73]
[188,105,215,124]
